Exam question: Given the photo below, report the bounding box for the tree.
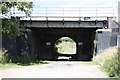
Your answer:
[0,0,33,17]
[0,0,33,37]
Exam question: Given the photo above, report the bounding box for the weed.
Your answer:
[101,48,120,78]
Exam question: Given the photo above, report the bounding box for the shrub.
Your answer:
[7,55,32,65]
[101,48,120,78]
[0,49,32,65]
[0,49,48,65]
[0,49,8,63]
[92,47,117,65]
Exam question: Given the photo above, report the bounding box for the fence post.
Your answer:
[79,8,80,17]
[0,19,2,49]
[63,7,64,17]
[117,1,120,48]
[118,1,120,22]
[96,7,97,20]
[117,35,120,48]
[46,7,48,16]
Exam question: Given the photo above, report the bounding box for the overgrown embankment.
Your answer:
[93,47,119,78]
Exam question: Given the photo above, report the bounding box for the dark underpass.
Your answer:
[2,17,110,61]
[20,18,108,61]
[31,28,96,61]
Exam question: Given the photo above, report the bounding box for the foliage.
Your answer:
[1,52,33,65]
[6,55,33,65]
[0,49,48,65]
[1,19,22,37]
[0,49,8,63]
[92,47,117,65]
[0,1,33,17]
[101,48,120,78]
[0,1,33,36]
[55,37,76,54]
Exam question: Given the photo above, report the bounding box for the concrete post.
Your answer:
[0,19,2,49]
[118,1,120,22]
[117,35,120,48]
[107,17,114,29]
[118,1,120,48]
[0,6,2,49]
[118,1,120,35]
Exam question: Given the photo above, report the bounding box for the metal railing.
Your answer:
[31,7,117,17]
[7,7,118,20]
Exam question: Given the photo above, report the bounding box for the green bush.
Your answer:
[0,49,48,66]
[0,49,32,65]
[7,55,32,65]
[102,48,120,78]
[0,49,8,63]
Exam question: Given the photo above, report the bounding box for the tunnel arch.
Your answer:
[53,36,77,60]
[31,28,96,61]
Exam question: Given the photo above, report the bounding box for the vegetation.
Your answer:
[101,48,119,78]
[0,1,39,67]
[0,49,7,63]
[0,49,48,70]
[0,1,33,37]
[0,63,21,70]
[1,19,22,37]
[0,1,49,70]
[93,48,119,78]
[55,37,76,54]
[1,1,33,17]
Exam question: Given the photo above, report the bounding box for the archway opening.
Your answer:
[54,37,77,60]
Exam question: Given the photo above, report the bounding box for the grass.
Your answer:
[0,61,49,70]
[93,47,119,78]
[0,49,49,70]
[0,63,21,70]
[101,48,119,78]
[92,47,117,65]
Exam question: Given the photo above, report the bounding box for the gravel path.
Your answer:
[0,61,108,78]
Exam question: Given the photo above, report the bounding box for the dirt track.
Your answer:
[0,61,108,78]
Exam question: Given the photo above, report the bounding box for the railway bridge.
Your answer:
[20,16,114,60]
[2,7,118,61]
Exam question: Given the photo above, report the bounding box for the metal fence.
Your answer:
[9,7,117,18]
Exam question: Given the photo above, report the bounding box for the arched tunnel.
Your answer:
[31,28,96,61]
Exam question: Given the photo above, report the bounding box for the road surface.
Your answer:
[0,61,108,78]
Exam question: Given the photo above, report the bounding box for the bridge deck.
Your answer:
[19,16,116,29]
[21,20,107,29]
[20,16,116,21]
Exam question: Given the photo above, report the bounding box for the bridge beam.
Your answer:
[21,20,107,29]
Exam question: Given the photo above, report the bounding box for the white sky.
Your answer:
[26,0,119,17]
[1,0,119,20]
[18,0,119,20]
[30,0,119,7]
